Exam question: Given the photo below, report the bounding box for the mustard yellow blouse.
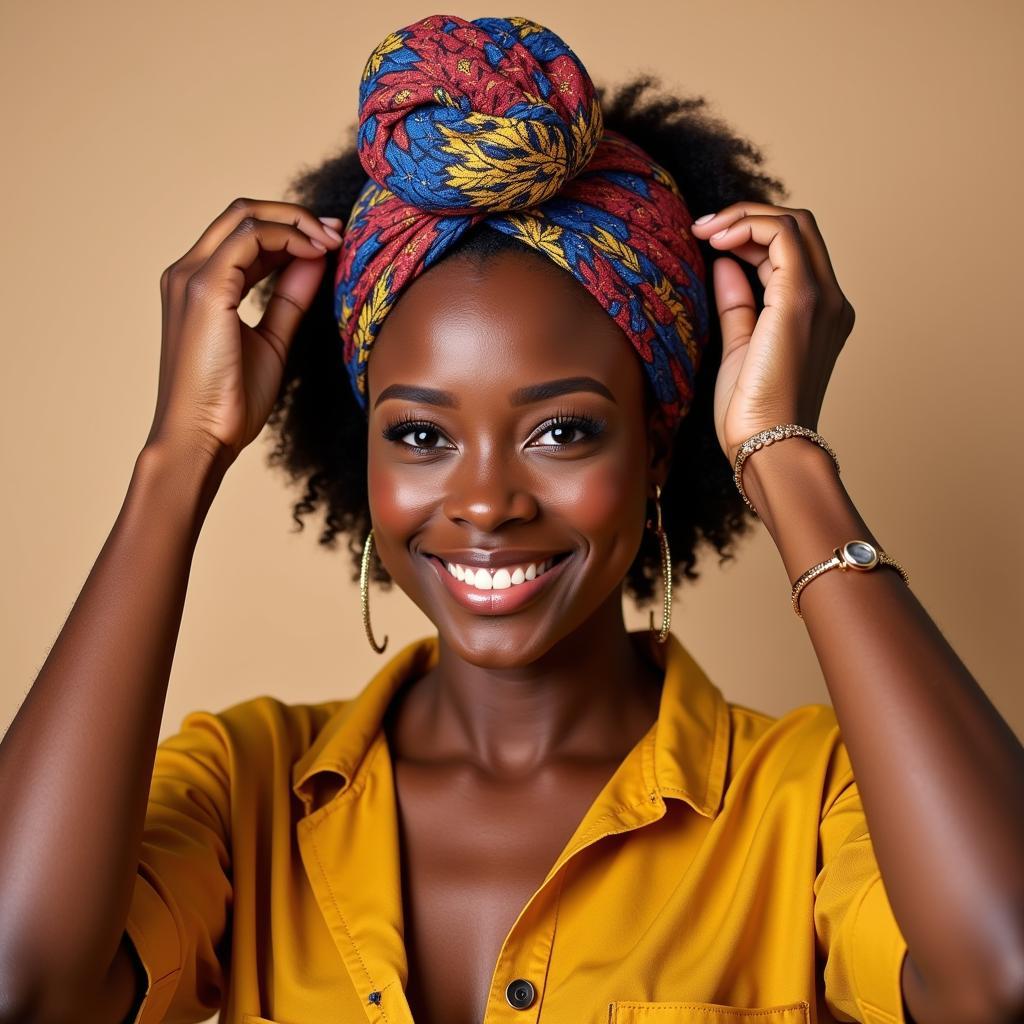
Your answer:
[124,630,910,1024]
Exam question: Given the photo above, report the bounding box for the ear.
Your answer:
[646,409,674,497]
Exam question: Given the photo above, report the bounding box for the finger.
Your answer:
[254,256,326,362]
[177,198,342,270]
[693,203,839,293]
[190,218,330,310]
[712,237,772,289]
[711,256,758,365]
[700,213,817,297]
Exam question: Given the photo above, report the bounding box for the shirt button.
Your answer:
[505,978,536,1009]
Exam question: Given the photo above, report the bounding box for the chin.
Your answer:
[431,599,610,672]
[437,625,564,671]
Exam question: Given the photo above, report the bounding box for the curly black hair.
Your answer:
[255,73,789,607]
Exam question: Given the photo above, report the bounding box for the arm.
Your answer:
[0,197,340,1023]
[0,440,228,1023]
[687,200,1024,1024]
[744,437,1024,1024]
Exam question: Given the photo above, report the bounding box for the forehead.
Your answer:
[366,250,645,403]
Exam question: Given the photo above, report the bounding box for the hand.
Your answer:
[690,204,856,468]
[145,197,343,465]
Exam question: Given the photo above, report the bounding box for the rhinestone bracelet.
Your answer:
[733,424,841,519]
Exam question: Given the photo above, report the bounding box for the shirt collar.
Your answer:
[292,628,730,818]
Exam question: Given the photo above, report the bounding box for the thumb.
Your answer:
[255,254,327,353]
[712,257,758,364]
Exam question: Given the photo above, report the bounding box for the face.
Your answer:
[365,249,670,669]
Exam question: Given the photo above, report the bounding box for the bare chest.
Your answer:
[391,757,617,1024]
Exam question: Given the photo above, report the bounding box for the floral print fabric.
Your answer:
[335,14,710,433]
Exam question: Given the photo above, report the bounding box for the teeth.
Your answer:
[443,555,565,591]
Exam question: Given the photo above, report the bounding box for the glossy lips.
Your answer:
[424,551,573,615]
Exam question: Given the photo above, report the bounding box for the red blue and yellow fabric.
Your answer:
[334,14,710,434]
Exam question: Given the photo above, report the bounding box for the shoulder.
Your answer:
[724,699,852,809]
[157,693,354,769]
[727,698,841,749]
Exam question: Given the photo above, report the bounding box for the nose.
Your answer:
[440,449,539,533]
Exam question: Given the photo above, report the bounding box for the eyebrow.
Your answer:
[373,375,617,410]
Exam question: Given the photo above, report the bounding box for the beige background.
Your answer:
[3,0,1022,762]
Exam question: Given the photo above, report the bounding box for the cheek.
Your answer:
[366,447,435,573]
[549,446,647,564]
[558,465,631,532]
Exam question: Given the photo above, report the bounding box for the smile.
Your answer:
[443,553,568,590]
[423,551,574,615]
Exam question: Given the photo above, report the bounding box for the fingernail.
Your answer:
[310,237,328,250]
[319,216,344,228]
[320,224,343,242]
[711,227,729,240]
[694,213,716,225]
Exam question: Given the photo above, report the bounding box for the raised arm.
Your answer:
[691,202,1024,1024]
[0,198,343,1023]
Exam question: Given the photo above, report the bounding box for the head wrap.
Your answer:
[334,14,709,433]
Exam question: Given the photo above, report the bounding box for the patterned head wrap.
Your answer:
[335,14,709,433]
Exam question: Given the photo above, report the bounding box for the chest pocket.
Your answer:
[609,1000,810,1023]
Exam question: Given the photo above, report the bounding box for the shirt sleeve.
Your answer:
[122,709,233,1024]
[813,737,910,1024]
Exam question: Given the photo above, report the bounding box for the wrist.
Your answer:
[733,432,882,600]
[132,439,231,535]
[741,437,846,538]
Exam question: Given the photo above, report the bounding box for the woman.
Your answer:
[1,14,1021,1024]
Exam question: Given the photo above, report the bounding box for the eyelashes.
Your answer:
[380,406,607,453]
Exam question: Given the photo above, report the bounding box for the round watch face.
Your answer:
[843,540,878,569]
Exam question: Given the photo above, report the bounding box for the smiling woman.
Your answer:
[206,15,922,1024]
[219,14,926,1024]
[8,10,1022,1024]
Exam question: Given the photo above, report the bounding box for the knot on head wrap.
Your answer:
[336,13,710,433]
[357,14,602,213]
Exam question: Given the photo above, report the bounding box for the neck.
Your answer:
[390,588,667,778]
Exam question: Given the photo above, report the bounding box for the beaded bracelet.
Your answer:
[732,424,840,519]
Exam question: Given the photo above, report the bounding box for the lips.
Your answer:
[424,548,573,570]
[423,549,574,616]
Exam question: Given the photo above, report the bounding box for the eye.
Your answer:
[530,412,606,448]
[533,421,586,446]
[399,425,447,449]
[382,419,452,451]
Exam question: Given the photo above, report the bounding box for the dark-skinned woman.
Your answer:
[1,14,1021,1024]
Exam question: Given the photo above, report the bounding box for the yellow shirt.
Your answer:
[125,630,910,1024]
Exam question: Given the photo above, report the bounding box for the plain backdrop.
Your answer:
[4,1,1022,764]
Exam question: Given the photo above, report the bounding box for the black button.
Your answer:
[505,978,536,1009]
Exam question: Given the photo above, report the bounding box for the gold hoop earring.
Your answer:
[646,484,672,643]
[360,528,388,654]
